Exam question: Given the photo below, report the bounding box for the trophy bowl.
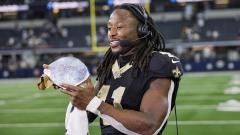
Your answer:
[44,56,90,86]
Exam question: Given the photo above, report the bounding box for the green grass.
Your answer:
[0,72,240,135]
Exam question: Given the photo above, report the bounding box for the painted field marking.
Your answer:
[1,120,240,128]
[0,108,66,113]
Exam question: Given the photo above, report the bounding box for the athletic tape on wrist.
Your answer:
[86,97,140,135]
[86,96,102,114]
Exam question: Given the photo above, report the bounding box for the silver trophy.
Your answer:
[44,56,90,86]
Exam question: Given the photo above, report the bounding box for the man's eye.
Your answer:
[117,27,122,29]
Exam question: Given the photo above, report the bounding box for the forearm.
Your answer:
[98,102,159,135]
[86,79,172,135]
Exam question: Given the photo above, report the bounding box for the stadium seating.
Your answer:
[0,4,240,78]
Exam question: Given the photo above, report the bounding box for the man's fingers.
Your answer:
[43,64,49,69]
[60,88,75,96]
[60,83,79,91]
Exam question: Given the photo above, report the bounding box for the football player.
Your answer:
[60,3,183,135]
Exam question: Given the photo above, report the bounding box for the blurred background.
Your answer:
[0,0,240,135]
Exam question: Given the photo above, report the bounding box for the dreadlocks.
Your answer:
[97,3,165,84]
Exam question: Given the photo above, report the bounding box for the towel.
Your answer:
[65,102,89,135]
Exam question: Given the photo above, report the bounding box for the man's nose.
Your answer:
[109,27,117,36]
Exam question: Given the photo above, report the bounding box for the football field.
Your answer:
[0,72,240,135]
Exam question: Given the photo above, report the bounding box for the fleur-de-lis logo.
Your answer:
[172,66,181,78]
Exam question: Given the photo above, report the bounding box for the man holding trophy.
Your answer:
[39,3,183,135]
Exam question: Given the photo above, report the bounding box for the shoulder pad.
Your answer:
[148,51,183,79]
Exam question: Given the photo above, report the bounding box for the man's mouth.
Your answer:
[109,40,120,48]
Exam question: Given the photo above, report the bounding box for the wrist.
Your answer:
[86,96,102,115]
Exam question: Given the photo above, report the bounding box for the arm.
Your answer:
[97,78,172,135]
[60,78,173,135]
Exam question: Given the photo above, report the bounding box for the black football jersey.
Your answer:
[97,51,183,135]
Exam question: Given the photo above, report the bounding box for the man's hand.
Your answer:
[60,78,95,110]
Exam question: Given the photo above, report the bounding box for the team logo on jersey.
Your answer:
[172,66,181,78]
[112,60,132,79]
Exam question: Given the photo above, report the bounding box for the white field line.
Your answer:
[183,71,240,77]
[0,108,66,113]
[0,92,60,98]
[0,98,67,106]
[176,105,217,110]
[42,120,240,126]
[0,104,218,114]
[167,120,240,125]
[177,95,235,100]
[0,92,67,106]
[0,123,64,128]
[2,94,218,100]
[1,120,240,128]
[0,71,239,84]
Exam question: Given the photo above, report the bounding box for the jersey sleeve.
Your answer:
[147,51,183,80]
